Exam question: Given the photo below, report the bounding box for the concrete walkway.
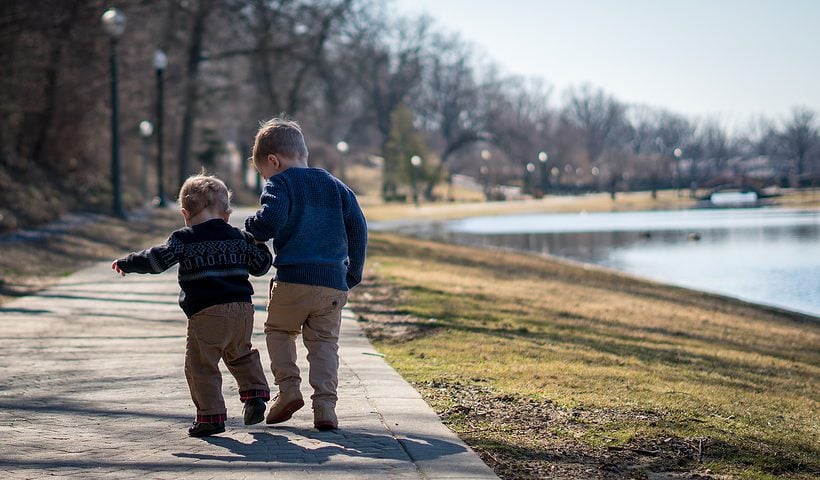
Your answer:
[0,258,497,478]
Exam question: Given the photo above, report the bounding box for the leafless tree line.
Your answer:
[1,0,818,228]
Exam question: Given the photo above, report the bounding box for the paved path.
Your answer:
[0,258,497,478]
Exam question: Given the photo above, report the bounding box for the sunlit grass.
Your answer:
[360,187,820,223]
[361,190,698,222]
[354,232,820,478]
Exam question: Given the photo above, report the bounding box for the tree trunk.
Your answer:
[32,1,81,168]
[177,0,212,189]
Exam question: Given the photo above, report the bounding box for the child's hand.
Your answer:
[111,260,126,276]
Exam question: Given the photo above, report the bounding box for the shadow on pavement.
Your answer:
[0,307,53,314]
[0,398,190,423]
[29,292,174,306]
[173,428,467,464]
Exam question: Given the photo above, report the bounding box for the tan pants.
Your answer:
[265,281,349,408]
[185,302,269,418]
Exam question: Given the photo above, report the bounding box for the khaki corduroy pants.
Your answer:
[265,281,349,408]
[185,302,269,417]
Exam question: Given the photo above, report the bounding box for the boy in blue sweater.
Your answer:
[245,117,367,430]
[113,173,272,437]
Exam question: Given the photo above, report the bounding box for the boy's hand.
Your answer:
[111,260,126,276]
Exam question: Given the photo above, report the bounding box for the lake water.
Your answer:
[382,208,820,318]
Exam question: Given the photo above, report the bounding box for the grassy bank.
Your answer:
[0,209,181,305]
[360,189,697,222]
[349,232,819,479]
[360,188,820,222]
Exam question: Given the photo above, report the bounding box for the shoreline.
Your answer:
[500,241,820,322]
[364,191,820,322]
[377,227,820,323]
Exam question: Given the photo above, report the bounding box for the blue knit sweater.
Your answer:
[244,167,367,291]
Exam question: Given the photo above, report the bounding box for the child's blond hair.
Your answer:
[252,117,309,168]
[178,173,232,217]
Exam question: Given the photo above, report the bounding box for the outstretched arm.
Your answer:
[113,235,181,275]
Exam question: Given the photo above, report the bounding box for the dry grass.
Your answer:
[350,232,820,479]
[360,188,820,222]
[0,209,181,305]
[362,190,695,222]
[771,188,820,208]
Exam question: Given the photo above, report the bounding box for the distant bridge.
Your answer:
[697,176,776,200]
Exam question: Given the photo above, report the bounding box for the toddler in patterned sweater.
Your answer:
[112,173,272,437]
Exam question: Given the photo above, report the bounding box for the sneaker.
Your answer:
[243,397,266,425]
[188,421,225,437]
[313,404,337,431]
[265,390,304,424]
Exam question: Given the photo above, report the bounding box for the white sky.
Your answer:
[392,0,820,126]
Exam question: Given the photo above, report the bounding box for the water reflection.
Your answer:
[389,209,820,318]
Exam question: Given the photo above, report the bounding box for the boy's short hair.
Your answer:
[252,117,309,166]
[178,173,232,216]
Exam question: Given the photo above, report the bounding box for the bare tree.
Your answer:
[413,32,486,199]
[343,13,428,198]
[625,107,693,196]
[547,114,586,193]
[175,0,218,189]
[563,84,625,197]
[485,78,553,195]
[564,84,625,163]
[698,118,732,177]
[221,0,355,117]
[164,0,362,192]
[779,107,819,180]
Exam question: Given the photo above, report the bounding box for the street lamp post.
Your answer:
[673,147,683,197]
[564,164,574,193]
[480,165,489,200]
[139,120,154,201]
[154,49,168,207]
[410,155,422,206]
[538,151,548,195]
[101,8,126,218]
[336,140,349,183]
[480,149,492,200]
[526,162,536,195]
[591,166,600,191]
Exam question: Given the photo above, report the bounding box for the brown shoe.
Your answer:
[313,404,338,431]
[265,390,304,424]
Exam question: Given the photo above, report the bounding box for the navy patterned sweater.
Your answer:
[115,218,272,317]
[244,167,367,291]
